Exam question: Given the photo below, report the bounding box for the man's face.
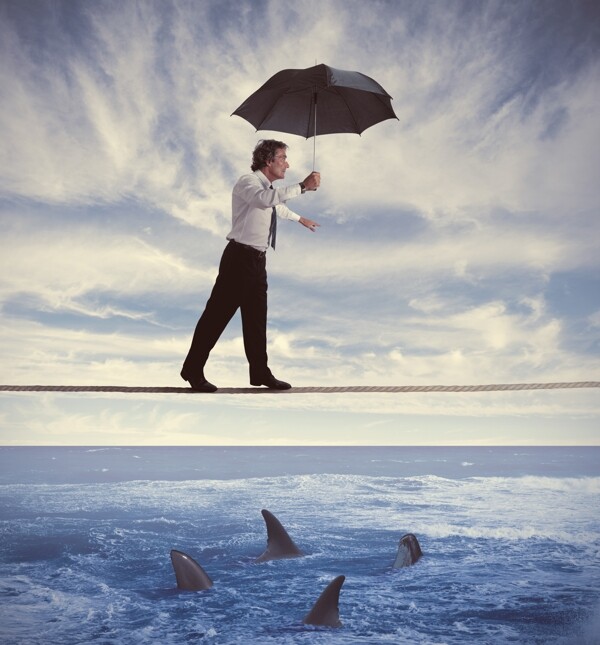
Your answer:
[266,148,289,181]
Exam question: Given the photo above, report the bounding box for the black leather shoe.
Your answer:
[250,374,292,390]
[181,369,217,393]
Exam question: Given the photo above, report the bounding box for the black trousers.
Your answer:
[183,240,269,380]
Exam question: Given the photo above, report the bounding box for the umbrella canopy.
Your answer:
[232,63,397,166]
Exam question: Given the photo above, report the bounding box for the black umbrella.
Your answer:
[232,63,397,168]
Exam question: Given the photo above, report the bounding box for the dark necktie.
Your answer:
[268,185,277,250]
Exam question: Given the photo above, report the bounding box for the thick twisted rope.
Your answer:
[0,382,598,394]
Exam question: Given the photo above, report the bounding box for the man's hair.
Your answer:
[251,139,288,171]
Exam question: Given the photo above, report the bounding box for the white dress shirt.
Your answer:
[227,170,302,251]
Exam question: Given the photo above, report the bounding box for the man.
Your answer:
[181,139,320,392]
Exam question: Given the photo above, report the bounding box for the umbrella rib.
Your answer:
[251,88,315,135]
[332,88,362,134]
[337,89,398,134]
[373,91,399,121]
[253,92,288,132]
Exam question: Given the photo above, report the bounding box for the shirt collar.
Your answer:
[255,169,271,188]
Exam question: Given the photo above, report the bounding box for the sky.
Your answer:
[0,0,599,446]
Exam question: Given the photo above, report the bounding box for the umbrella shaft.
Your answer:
[313,92,317,171]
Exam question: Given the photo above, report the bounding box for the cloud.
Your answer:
[0,211,217,319]
[1,387,598,447]
[319,25,600,223]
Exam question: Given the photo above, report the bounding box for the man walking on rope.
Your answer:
[181,139,320,392]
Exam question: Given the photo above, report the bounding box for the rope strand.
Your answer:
[0,382,598,394]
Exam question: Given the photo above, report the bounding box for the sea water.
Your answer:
[0,446,598,644]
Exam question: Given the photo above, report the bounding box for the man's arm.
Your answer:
[235,173,302,208]
[298,172,320,231]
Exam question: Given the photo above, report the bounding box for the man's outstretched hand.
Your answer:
[299,217,320,232]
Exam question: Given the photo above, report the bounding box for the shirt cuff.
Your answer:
[283,184,302,200]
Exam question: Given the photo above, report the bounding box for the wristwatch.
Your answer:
[300,182,306,194]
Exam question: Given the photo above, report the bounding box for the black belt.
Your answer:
[228,239,267,257]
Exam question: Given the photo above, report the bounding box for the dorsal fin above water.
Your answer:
[303,575,345,627]
[170,549,213,590]
[255,509,304,562]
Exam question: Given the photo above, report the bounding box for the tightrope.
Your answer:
[0,382,598,394]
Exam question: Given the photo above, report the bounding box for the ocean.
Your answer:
[0,446,598,644]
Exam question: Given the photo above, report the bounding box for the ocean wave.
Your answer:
[518,476,600,494]
[131,517,179,526]
[467,476,600,494]
[421,522,600,544]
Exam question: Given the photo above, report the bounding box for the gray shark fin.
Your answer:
[303,575,345,627]
[255,509,304,562]
[170,549,213,591]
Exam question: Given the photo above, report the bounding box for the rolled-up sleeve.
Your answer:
[275,202,301,221]
[234,173,302,221]
[234,174,302,208]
